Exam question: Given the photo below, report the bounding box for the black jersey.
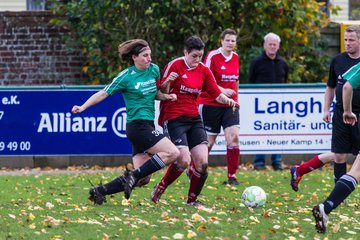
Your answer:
[327,52,360,112]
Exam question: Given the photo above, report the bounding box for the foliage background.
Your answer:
[50,0,340,85]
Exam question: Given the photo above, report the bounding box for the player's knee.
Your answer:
[232,134,239,143]
[227,134,239,145]
[201,163,208,174]
[169,148,180,161]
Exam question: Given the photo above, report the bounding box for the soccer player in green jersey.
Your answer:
[72,39,180,204]
[312,63,360,233]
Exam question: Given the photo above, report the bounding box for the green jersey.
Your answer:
[104,63,160,123]
[343,62,360,88]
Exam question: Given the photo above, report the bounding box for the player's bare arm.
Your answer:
[215,93,238,107]
[342,82,357,126]
[323,86,335,123]
[218,86,235,97]
[72,90,109,114]
[160,72,178,93]
[155,90,177,101]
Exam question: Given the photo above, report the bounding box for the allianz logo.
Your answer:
[37,107,127,138]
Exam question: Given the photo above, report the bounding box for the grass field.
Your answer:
[0,165,359,240]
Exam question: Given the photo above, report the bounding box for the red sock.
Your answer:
[296,155,324,176]
[227,146,240,180]
[187,168,208,203]
[159,161,184,188]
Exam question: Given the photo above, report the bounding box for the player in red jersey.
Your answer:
[151,36,238,206]
[198,28,240,185]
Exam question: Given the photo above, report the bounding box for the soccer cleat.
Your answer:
[223,178,241,185]
[290,166,302,192]
[312,204,328,233]
[151,184,166,203]
[88,187,106,205]
[186,200,203,207]
[124,170,138,200]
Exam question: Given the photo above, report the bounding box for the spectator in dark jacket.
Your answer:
[249,32,289,171]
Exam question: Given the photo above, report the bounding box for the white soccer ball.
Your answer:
[242,186,267,208]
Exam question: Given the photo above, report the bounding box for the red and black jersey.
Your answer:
[198,48,239,106]
[158,57,222,126]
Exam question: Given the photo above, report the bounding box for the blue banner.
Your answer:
[0,90,132,155]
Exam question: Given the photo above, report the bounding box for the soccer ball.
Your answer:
[242,186,267,208]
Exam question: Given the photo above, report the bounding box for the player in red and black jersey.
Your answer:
[198,28,240,185]
[151,36,238,206]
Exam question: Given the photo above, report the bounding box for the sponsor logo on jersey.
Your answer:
[179,85,201,95]
[182,74,188,79]
[134,79,156,89]
[221,66,226,70]
[221,74,239,82]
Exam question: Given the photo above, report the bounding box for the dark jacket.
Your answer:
[249,51,289,84]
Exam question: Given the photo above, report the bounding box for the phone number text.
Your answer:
[0,141,31,151]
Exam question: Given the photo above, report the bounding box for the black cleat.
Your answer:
[223,178,241,185]
[312,204,328,233]
[290,166,302,192]
[124,170,138,199]
[88,187,106,205]
[186,200,204,207]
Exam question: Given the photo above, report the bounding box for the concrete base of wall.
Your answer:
[0,154,356,169]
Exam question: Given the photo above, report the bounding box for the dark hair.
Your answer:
[118,39,149,65]
[221,28,237,40]
[345,25,360,39]
[184,36,205,53]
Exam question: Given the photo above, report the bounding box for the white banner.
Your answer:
[155,86,333,155]
[212,87,333,154]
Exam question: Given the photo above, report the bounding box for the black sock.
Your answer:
[195,172,208,196]
[133,154,165,179]
[333,162,347,183]
[323,174,357,214]
[98,175,126,195]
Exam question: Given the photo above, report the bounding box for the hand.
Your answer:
[227,99,239,107]
[167,93,177,101]
[322,110,331,123]
[166,72,178,82]
[343,111,357,126]
[72,105,84,114]
[222,88,235,97]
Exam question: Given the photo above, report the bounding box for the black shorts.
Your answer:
[331,108,360,155]
[163,116,208,150]
[199,104,240,134]
[126,119,165,156]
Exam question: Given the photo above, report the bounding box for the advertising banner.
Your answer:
[0,89,132,155]
[0,85,332,156]
[210,87,332,154]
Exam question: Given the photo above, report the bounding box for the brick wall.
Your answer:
[0,11,86,85]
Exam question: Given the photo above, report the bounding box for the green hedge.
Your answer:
[50,0,340,84]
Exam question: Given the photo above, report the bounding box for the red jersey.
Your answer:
[198,48,239,106]
[158,57,222,126]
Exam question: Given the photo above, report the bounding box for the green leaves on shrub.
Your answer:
[50,0,339,84]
